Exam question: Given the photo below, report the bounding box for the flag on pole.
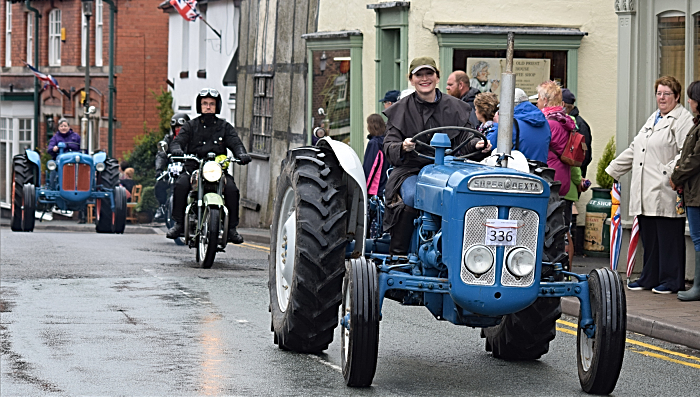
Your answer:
[24,62,60,90]
[170,0,200,21]
[626,216,640,279]
[610,181,623,270]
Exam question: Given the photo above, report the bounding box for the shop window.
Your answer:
[251,76,273,154]
[658,13,685,85]
[310,49,351,143]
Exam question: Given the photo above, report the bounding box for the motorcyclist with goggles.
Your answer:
[166,88,252,243]
[154,112,190,222]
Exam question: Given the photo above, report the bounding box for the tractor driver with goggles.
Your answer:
[166,88,252,244]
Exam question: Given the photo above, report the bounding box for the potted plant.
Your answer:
[135,186,158,224]
[584,136,616,257]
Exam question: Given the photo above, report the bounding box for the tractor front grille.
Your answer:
[461,206,539,287]
[62,163,92,192]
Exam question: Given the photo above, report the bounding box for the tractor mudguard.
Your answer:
[316,137,367,255]
[25,149,41,169]
[93,152,107,164]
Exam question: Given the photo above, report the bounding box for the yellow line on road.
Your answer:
[557,319,700,367]
[234,242,270,252]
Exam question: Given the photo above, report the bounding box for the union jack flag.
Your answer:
[626,216,640,279]
[610,181,623,270]
[25,62,59,90]
[170,0,200,22]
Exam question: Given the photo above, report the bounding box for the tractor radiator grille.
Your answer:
[62,163,91,192]
[461,206,539,287]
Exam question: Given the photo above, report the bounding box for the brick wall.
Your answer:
[1,0,168,161]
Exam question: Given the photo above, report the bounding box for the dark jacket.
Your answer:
[170,114,248,172]
[671,121,700,206]
[382,89,483,231]
[155,133,174,172]
[48,129,81,159]
[569,106,592,177]
[460,87,481,128]
[487,101,551,164]
[363,134,388,196]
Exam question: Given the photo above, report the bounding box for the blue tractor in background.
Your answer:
[10,142,127,233]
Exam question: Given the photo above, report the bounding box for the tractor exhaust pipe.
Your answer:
[496,32,516,167]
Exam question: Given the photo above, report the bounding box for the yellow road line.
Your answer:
[631,349,700,369]
[557,319,700,364]
[235,242,270,252]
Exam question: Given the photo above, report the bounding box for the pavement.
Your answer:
[2,218,698,350]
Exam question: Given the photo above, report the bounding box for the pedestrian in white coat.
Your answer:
[606,75,695,294]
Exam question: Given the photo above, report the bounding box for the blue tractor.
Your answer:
[268,128,626,394]
[10,142,127,233]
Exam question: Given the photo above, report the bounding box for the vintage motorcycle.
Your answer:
[165,147,239,268]
[156,145,185,246]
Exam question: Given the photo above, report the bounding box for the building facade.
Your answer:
[0,0,168,207]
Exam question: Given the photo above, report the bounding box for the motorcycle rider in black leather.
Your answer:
[154,112,190,222]
[166,88,252,243]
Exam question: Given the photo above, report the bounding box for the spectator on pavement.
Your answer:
[562,88,593,177]
[120,167,136,201]
[671,80,700,301]
[487,88,551,164]
[363,114,388,197]
[473,92,499,137]
[446,70,480,127]
[379,90,401,110]
[607,75,694,294]
[535,81,575,196]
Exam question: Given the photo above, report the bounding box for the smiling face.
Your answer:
[58,122,70,134]
[410,69,438,101]
[656,84,679,115]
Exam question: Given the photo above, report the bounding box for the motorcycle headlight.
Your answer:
[95,162,106,172]
[47,160,57,171]
[506,247,536,277]
[202,161,222,182]
[463,245,494,275]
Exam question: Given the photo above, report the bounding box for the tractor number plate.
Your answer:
[484,219,519,246]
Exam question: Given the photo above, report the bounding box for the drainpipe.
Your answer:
[25,0,40,149]
[102,0,117,158]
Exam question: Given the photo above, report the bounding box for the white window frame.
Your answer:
[26,13,32,65]
[181,17,190,73]
[81,10,87,66]
[198,9,206,72]
[48,9,61,66]
[95,0,103,66]
[0,117,33,205]
[5,1,11,67]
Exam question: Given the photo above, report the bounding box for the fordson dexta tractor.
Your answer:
[10,142,127,233]
[268,38,626,395]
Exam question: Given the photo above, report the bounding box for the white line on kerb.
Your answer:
[309,354,342,373]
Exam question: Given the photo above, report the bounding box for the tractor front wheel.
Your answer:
[577,268,626,395]
[269,147,348,353]
[11,154,36,232]
[341,257,379,387]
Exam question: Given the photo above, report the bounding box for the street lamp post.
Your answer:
[82,1,93,153]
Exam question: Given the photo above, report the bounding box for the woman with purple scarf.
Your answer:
[48,118,81,160]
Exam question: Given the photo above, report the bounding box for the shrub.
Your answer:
[596,136,616,190]
[136,185,159,213]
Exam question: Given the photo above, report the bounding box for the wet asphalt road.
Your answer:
[1,228,699,396]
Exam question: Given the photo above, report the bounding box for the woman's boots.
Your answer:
[389,207,417,255]
[678,251,700,301]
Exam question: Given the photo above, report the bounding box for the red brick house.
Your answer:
[0,0,168,205]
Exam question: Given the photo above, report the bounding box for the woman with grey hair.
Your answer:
[470,61,499,94]
[48,118,81,160]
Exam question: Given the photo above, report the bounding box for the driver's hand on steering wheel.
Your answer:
[402,138,416,152]
[475,139,493,152]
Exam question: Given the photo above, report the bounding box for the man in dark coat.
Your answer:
[383,57,491,254]
[446,70,480,128]
[166,88,251,243]
[562,88,593,177]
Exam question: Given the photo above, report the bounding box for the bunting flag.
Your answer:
[610,181,623,270]
[626,216,640,279]
[24,62,60,90]
[170,0,200,21]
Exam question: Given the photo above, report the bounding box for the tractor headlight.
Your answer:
[463,245,494,275]
[47,160,57,171]
[506,247,536,277]
[95,162,106,172]
[202,161,222,182]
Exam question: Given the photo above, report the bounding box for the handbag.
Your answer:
[676,187,686,215]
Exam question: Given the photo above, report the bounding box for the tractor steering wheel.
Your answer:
[409,126,489,160]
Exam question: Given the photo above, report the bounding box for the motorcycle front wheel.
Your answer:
[198,207,220,269]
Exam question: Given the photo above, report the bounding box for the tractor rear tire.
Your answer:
[11,154,36,232]
[96,196,113,233]
[483,297,562,360]
[269,146,348,353]
[98,158,120,189]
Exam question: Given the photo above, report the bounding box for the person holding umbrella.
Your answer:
[670,80,700,301]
